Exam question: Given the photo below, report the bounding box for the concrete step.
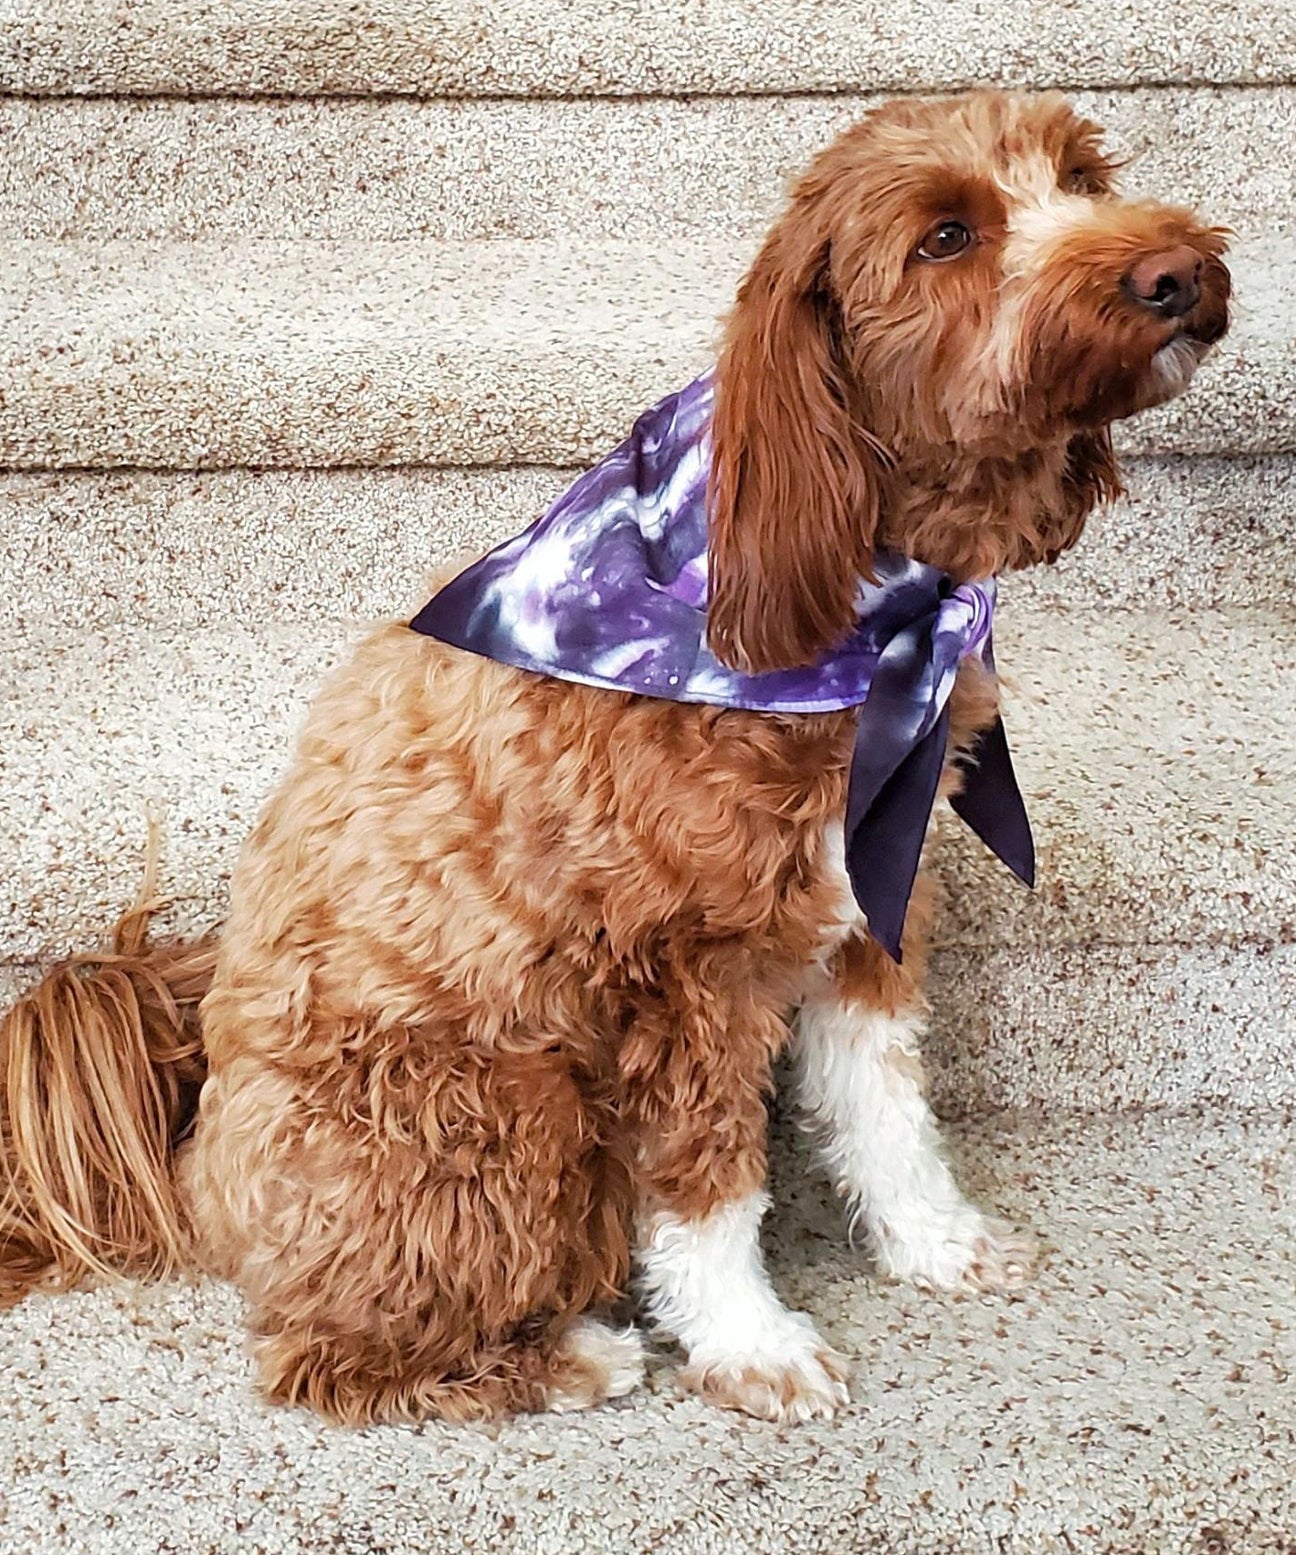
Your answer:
[0,1106,1291,1553]
[1,610,1292,1117]
[0,236,1287,472]
[1,87,1291,242]
[4,456,1293,633]
[4,0,1294,97]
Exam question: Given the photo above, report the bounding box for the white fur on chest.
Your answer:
[811,820,866,970]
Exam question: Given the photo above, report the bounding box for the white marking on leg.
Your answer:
[794,993,1033,1291]
[635,1193,849,1422]
[812,819,864,965]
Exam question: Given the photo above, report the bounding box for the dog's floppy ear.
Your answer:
[1049,427,1125,561]
[707,222,892,674]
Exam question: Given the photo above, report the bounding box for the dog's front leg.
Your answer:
[624,987,850,1422]
[794,929,1035,1291]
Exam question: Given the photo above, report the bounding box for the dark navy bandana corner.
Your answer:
[410,372,1035,960]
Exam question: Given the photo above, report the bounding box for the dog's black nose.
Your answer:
[1122,245,1204,319]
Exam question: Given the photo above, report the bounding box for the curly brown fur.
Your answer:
[0,90,1229,1424]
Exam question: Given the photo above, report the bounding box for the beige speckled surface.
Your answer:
[2,937,1293,1120]
[4,456,1294,633]
[0,621,359,960]
[0,1108,1291,1553]
[2,610,1292,960]
[936,606,1296,950]
[3,0,1295,97]
[0,236,1287,471]
[1,88,1292,242]
[923,943,1296,1117]
[1012,456,1296,616]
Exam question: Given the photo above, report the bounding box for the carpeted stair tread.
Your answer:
[4,456,1294,631]
[3,938,1293,1119]
[0,235,1288,472]
[3,0,1295,97]
[0,1107,1290,1553]
[2,88,1292,242]
[2,610,1291,963]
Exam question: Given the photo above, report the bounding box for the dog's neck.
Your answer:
[879,434,1107,581]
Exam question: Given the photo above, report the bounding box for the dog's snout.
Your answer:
[1122,245,1204,319]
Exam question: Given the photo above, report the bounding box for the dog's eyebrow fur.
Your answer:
[910,169,1009,232]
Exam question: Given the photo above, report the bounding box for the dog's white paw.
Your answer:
[874,1206,1037,1293]
[682,1310,851,1423]
[544,1316,647,1412]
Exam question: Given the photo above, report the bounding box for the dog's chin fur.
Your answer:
[1146,334,1208,404]
[0,90,1230,1427]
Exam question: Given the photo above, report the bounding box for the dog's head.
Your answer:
[707,90,1231,672]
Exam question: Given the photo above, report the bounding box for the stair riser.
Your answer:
[4,939,1290,1119]
[924,943,1296,1116]
[3,456,1293,633]
[5,3,1295,97]
[3,615,1291,959]
[1,87,1288,241]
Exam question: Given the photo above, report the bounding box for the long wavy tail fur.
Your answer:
[0,841,216,1306]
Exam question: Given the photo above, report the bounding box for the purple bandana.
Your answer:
[410,373,1034,959]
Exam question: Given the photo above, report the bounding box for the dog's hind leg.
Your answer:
[541,1314,647,1413]
[184,1028,638,1425]
[249,1302,645,1425]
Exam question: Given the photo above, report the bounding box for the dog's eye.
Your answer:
[917,220,974,261]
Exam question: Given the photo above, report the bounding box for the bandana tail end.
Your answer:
[949,716,1036,888]
[845,702,952,963]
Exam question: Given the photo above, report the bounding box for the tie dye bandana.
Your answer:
[410,373,1035,959]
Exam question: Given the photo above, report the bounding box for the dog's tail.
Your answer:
[0,837,217,1305]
